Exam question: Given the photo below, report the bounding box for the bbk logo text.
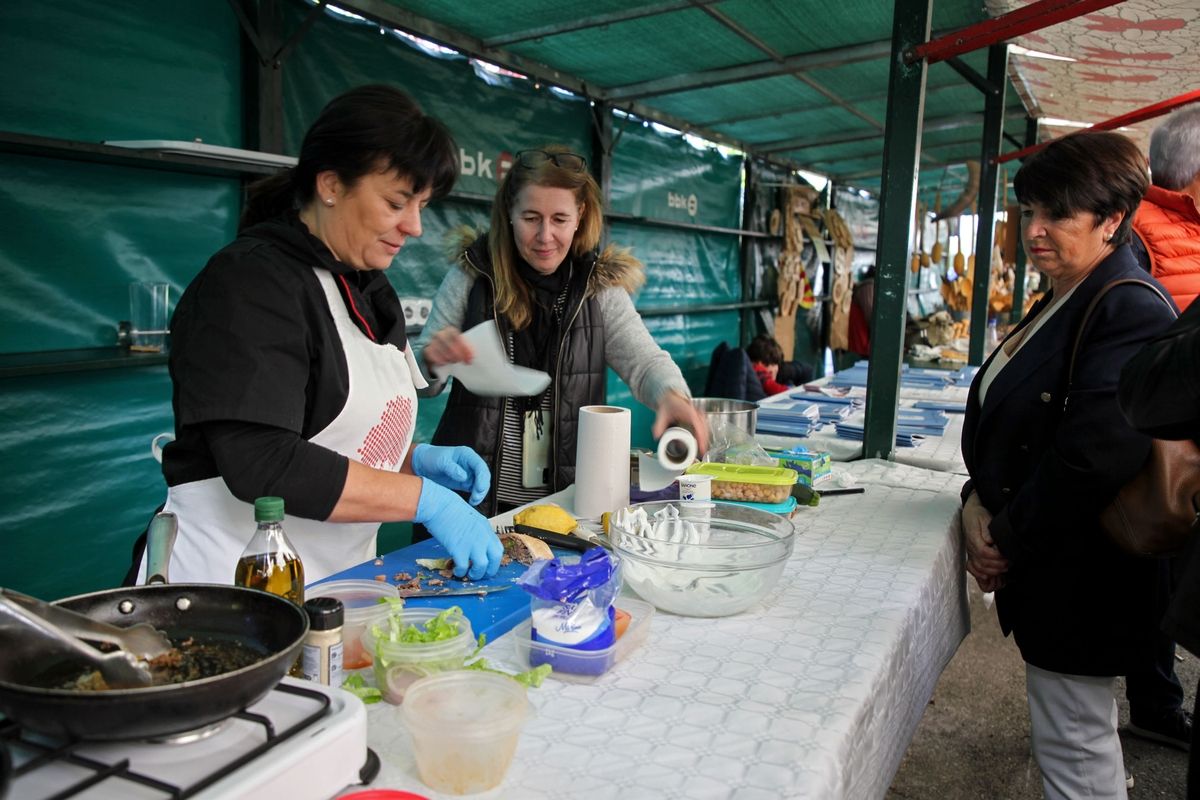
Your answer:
[460,149,494,179]
[668,191,698,217]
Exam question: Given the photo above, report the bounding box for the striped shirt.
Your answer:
[496,286,570,507]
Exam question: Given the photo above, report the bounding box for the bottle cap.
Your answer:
[254,496,285,522]
[303,596,344,630]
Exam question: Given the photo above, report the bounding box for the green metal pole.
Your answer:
[739,159,758,346]
[591,101,614,250]
[1009,116,1038,325]
[966,44,1009,365]
[862,0,931,460]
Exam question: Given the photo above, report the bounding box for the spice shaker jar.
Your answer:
[301,596,344,686]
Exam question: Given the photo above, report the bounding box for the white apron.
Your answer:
[140,268,428,585]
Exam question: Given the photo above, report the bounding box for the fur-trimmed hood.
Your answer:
[445,225,645,295]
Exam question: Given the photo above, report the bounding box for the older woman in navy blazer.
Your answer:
[960,131,1177,799]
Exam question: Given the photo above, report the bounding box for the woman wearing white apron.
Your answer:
[132,86,503,585]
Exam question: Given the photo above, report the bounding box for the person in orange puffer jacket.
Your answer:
[1131,106,1200,310]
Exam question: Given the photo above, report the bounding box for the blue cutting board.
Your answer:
[311,539,575,642]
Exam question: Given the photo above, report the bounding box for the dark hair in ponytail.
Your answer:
[240,85,459,231]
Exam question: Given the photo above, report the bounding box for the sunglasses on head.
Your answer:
[513,149,587,172]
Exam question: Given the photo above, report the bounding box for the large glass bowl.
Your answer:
[609,501,797,617]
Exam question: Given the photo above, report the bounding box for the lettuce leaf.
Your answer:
[464,658,552,688]
[341,673,382,704]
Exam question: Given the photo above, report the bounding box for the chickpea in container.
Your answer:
[683,463,797,505]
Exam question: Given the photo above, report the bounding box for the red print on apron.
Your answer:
[358,395,415,469]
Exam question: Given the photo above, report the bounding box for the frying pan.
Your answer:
[0,514,308,740]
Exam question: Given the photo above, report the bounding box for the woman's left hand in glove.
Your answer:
[409,443,491,506]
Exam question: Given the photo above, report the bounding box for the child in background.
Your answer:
[746,335,790,396]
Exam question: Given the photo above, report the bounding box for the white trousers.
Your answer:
[1026,663,1128,800]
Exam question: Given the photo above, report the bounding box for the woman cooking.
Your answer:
[960,131,1177,798]
[413,145,708,515]
[132,85,503,584]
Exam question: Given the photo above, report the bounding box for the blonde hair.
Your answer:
[488,145,604,330]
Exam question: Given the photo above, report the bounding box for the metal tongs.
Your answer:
[0,588,172,689]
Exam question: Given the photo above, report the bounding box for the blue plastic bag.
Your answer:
[517,548,620,675]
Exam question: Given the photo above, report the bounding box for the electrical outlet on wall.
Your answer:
[415,299,432,326]
[399,297,431,331]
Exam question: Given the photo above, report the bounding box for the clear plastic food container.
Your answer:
[360,607,475,704]
[402,671,529,795]
[685,463,798,504]
[508,596,654,683]
[306,579,399,670]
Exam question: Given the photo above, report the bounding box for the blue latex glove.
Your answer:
[410,443,491,506]
[413,479,503,580]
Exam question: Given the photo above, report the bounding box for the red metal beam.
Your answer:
[996,89,1200,164]
[905,0,1125,65]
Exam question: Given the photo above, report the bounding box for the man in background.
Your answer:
[1132,105,1200,309]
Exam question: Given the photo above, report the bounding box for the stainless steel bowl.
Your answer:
[692,398,758,440]
[610,501,797,617]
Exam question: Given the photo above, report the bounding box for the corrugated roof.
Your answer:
[340,0,1199,205]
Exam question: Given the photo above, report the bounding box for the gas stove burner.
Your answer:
[145,719,228,745]
[2,679,368,799]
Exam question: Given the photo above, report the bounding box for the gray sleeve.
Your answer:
[411,267,474,396]
[599,287,691,408]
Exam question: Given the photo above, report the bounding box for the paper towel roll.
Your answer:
[573,405,631,518]
[657,427,697,471]
[637,427,699,491]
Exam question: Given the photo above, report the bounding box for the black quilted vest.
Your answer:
[431,237,607,515]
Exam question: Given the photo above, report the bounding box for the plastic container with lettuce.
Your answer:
[349,602,550,704]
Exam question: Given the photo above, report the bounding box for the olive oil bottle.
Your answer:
[234,497,305,606]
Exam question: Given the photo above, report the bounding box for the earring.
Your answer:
[324,198,334,207]
[1104,233,1112,242]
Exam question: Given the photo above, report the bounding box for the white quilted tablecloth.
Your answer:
[358,473,968,799]
[891,413,967,475]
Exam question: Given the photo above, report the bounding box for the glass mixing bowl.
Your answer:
[609,501,797,617]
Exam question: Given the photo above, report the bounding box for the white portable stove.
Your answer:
[1,678,374,800]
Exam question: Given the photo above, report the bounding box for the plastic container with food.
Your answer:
[306,579,399,670]
[509,596,653,683]
[684,462,797,504]
[361,606,475,704]
[402,671,530,795]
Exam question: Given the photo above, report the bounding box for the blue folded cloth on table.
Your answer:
[826,362,962,390]
[756,402,823,436]
[833,422,924,447]
[833,407,946,446]
[913,399,967,413]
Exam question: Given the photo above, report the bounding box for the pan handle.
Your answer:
[144,512,178,585]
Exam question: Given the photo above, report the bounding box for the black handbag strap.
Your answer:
[1065,278,1177,400]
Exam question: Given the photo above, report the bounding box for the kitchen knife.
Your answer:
[395,584,513,599]
[510,523,596,552]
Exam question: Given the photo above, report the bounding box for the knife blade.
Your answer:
[395,584,513,599]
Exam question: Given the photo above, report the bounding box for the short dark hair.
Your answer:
[1013,131,1148,245]
[241,85,459,230]
[746,334,783,365]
